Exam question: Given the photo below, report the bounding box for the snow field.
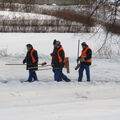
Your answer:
[0,33,120,120]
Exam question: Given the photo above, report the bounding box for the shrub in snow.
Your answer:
[0,48,8,57]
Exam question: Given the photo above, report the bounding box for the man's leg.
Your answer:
[32,71,38,81]
[78,65,85,82]
[52,69,56,81]
[85,65,90,82]
[60,69,71,82]
[28,70,33,82]
[53,69,62,82]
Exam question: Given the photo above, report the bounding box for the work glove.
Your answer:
[51,64,54,67]
[41,62,47,66]
[50,53,53,56]
[23,60,26,64]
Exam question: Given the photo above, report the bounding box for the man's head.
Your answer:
[26,44,33,51]
[55,41,61,48]
[81,42,87,49]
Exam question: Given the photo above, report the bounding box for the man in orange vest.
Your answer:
[51,41,71,82]
[23,44,38,82]
[77,42,92,82]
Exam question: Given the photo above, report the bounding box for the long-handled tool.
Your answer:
[64,57,70,73]
[5,62,47,66]
[77,40,80,64]
[28,64,51,70]
[75,40,80,70]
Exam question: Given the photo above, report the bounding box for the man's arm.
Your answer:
[23,56,27,64]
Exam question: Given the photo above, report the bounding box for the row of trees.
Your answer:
[0,18,87,32]
[0,0,93,5]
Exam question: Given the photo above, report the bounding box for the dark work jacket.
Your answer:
[23,48,38,70]
[80,47,92,66]
[52,46,64,69]
[51,47,57,66]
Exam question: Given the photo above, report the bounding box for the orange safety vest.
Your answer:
[30,49,36,63]
[57,47,65,63]
[81,46,92,63]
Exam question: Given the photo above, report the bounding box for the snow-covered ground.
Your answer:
[0,81,120,120]
[0,33,120,120]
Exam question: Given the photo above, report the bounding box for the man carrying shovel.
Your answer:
[23,44,38,82]
[76,42,92,82]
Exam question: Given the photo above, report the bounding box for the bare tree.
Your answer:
[23,0,35,12]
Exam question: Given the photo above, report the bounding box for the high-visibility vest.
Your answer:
[57,47,65,63]
[81,46,92,63]
[30,49,36,63]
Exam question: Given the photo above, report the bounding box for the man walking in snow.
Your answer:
[51,40,71,82]
[77,42,92,82]
[23,44,38,82]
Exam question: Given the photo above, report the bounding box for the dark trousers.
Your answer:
[53,69,70,82]
[78,64,90,82]
[28,70,38,82]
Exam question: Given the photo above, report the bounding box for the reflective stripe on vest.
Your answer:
[31,49,36,63]
[81,46,92,63]
[57,47,65,63]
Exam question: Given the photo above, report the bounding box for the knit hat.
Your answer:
[26,44,33,48]
[53,39,57,45]
[81,42,87,46]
